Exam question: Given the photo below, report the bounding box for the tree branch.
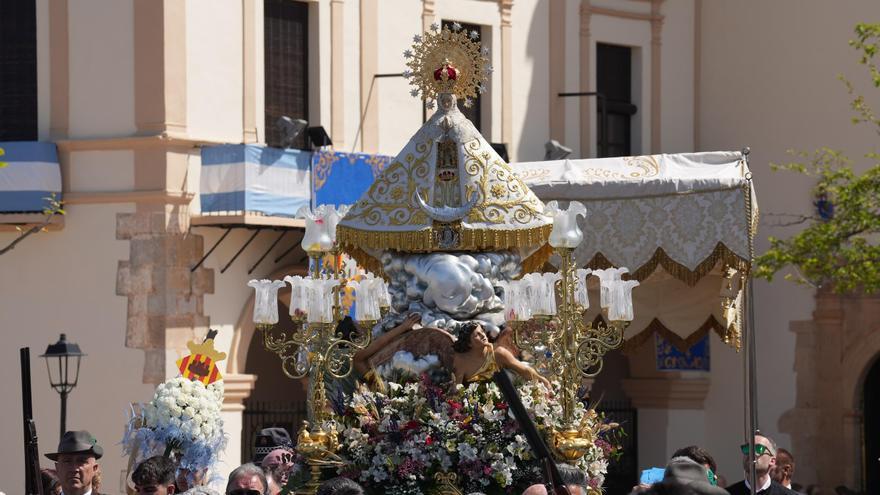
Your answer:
[0,215,55,256]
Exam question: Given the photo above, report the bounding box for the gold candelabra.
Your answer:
[253,248,385,494]
[512,246,631,462]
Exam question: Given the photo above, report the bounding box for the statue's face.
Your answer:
[470,325,489,347]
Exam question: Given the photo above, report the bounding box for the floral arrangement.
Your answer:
[123,377,227,475]
[332,374,623,495]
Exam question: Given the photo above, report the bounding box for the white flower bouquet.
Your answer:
[124,377,227,475]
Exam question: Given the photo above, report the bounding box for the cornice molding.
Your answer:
[56,133,227,152]
[586,5,663,23]
[622,377,710,409]
[221,373,258,412]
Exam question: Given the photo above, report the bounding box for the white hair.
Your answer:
[225,463,267,495]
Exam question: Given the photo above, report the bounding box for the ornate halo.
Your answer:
[403,22,491,108]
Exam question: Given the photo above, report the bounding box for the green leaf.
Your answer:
[755,26,880,294]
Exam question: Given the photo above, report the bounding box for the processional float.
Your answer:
[250,23,637,494]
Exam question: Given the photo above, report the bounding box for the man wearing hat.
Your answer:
[252,428,292,464]
[45,430,105,495]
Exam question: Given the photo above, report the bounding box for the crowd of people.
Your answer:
[35,427,826,495]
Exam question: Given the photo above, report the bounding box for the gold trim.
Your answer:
[404,24,489,105]
[337,226,433,252]
[337,223,552,253]
[583,242,750,287]
[522,242,554,276]
[338,224,554,280]
[620,315,736,353]
[341,244,386,280]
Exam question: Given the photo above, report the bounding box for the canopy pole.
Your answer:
[745,275,758,495]
[742,147,758,495]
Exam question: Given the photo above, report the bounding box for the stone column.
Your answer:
[242,0,259,143]
[116,197,214,384]
[218,374,258,476]
[498,0,513,152]
[548,0,566,143]
[422,0,436,41]
[330,0,345,147]
[650,0,663,153]
[780,289,844,489]
[578,0,592,157]
[358,0,379,153]
[781,289,880,491]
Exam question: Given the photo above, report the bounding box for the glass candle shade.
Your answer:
[306,278,340,323]
[574,268,592,310]
[592,267,629,309]
[283,275,309,318]
[248,279,286,324]
[606,279,640,321]
[297,205,335,253]
[545,200,588,249]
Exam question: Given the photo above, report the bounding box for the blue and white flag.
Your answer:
[0,141,62,213]
[200,144,311,217]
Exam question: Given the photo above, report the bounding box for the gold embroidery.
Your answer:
[311,151,338,191]
[514,168,552,181]
[461,140,545,225]
[343,140,433,227]
[621,155,661,178]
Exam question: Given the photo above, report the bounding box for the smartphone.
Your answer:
[640,467,665,485]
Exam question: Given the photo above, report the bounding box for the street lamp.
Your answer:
[40,333,85,439]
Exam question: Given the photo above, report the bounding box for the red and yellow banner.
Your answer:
[176,353,222,385]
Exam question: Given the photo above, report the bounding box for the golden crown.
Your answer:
[403,22,491,108]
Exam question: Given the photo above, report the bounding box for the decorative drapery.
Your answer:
[512,151,757,351]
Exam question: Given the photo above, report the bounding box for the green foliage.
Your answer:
[755,24,880,294]
[851,23,880,88]
[42,193,66,217]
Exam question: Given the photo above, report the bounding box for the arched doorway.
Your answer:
[863,355,880,494]
[240,300,310,462]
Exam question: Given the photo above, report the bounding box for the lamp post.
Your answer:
[40,333,85,439]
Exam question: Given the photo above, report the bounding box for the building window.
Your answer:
[264,0,309,149]
[441,20,483,133]
[596,43,638,158]
[0,0,37,141]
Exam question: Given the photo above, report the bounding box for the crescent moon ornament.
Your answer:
[413,189,479,223]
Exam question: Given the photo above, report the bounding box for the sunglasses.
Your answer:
[707,469,718,486]
[228,491,262,495]
[740,443,774,457]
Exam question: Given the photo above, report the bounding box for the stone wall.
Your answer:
[781,289,880,491]
[116,202,214,384]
